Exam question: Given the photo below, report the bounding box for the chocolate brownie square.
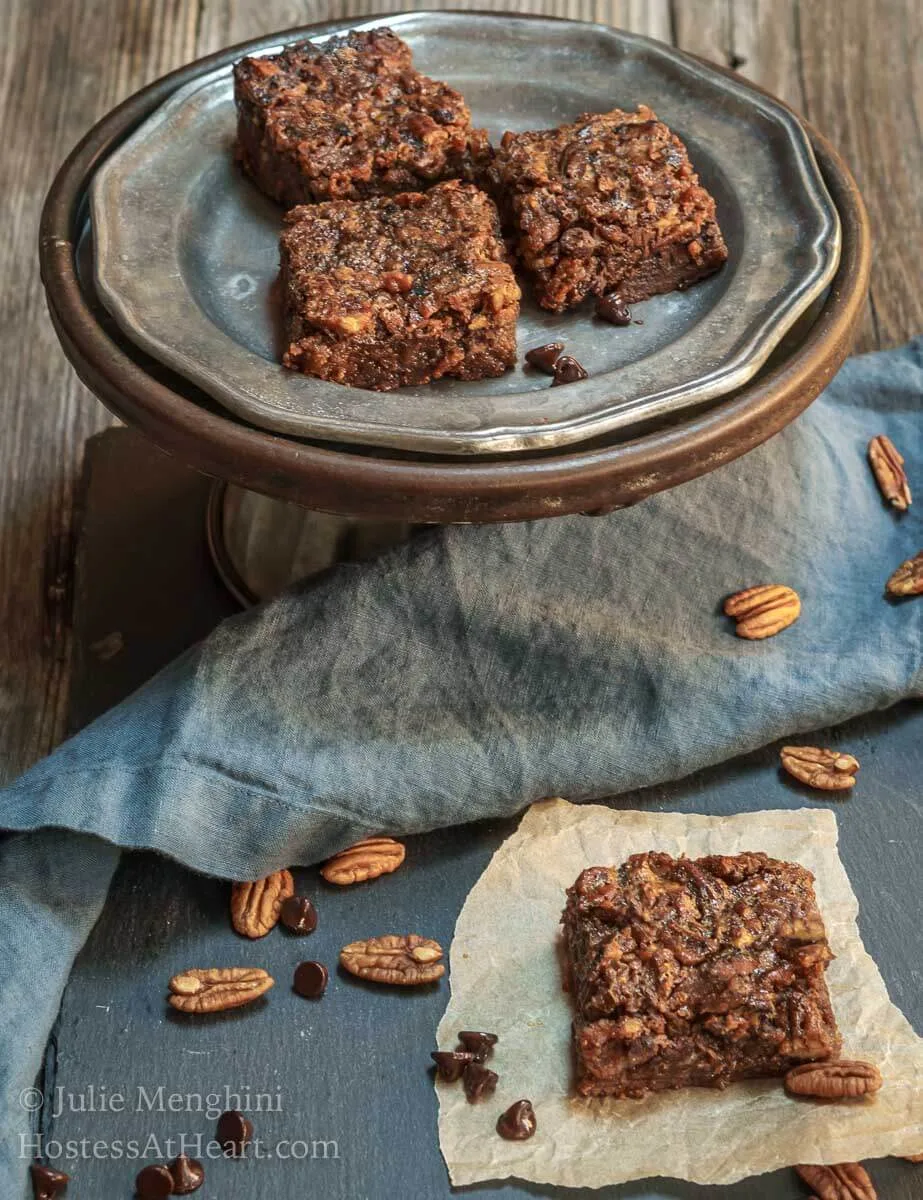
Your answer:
[280,181,520,391]
[234,28,490,207]
[490,105,728,312]
[562,852,841,1099]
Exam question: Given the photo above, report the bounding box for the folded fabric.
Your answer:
[1,338,921,1196]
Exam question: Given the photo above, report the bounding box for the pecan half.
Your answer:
[168,967,274,1014]
[339,935,444,985]
[868,435,911,510]
[780,746,859,792]
[785,1060,882,1099]
[724,584,801,639]
[230,869,294,938]
[321,837,406,886]
[795,1162,876,1199]
[886,551,923,597]
[904,1154,923,1163]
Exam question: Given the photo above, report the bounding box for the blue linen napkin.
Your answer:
[1,339,921,1195]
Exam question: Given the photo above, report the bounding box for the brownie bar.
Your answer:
[234,28,490,207]
[280,180,520,391]
[562,852,841,1099]
[489,105,728,312]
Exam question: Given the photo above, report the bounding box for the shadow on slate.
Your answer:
[43,429,923,1199]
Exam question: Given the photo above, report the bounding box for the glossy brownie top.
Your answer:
[562,851,841,1096]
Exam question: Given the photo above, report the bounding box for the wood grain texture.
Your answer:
[0,0,918,782]
[794,0,923,351]
[0,0,199,783]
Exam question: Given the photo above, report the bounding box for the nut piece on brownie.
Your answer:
[280,181,520,391]
[561,851,841,1099]
[489,105,728,312]
[234,28,491,207]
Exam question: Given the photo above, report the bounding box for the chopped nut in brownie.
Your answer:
[234,28,490,207]
[280,181,520,390]
[561,851,841,1098]
[489,105,727,312]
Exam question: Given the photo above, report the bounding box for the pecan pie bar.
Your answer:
[234,28,490,207]
[490,105,728,312]
[562,852,841,1098]
[280,181,520,390]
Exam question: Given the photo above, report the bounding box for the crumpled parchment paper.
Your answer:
[436,800,923,1188]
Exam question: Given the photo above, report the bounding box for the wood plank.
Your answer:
[196,0,673,54]
[67,430,238,735]
[675,0,923,353]
[793,0,923,351]
[671,0,806,111]
[0,0,199,784]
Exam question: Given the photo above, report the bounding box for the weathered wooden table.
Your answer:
[2,1,922,1197]
[4,0,922,780]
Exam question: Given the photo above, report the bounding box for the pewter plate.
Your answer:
[91,11,840,455]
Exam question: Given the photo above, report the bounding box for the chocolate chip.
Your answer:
[595,293,632,325]
[216,1109,253,1158]
[168,1154,204,1194]
[293,960,329,999]
[30,1165,70,1200]
[280,895,317,934]
[496,1099,537,1140]
[431,1050,476,1082]
[134,1164,174,1198]
[458,1030,498,1061]
[462,1061,498,1102]
[551,355,588,386]
[524,342,564,375]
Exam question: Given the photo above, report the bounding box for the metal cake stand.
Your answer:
[39,16,870,604]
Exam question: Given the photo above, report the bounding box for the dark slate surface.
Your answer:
[44,429,922,1199]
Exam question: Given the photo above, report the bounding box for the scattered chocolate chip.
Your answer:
[134,1164,174,1199]
[168,1154,204,1194]
[551,355,588,386]
[216,1109,253,1158]
[458,1030,498,1061]
[431,1050,476,1082]
[293,960,329,999]
[524,342,564,375]
[595,293,632,325]
[462,1061,498,1102]
[497,1099,537,1140]
[30,1165,70,1200]
[280,895,317,934]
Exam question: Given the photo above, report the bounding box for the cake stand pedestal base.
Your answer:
[206,481,416,606]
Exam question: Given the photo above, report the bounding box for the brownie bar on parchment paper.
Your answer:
[490,105,727,312]
[234,28,490,207]
[562,851,841,1098]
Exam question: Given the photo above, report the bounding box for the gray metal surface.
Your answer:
[90,11,841,455]
[43,430,922,1199]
